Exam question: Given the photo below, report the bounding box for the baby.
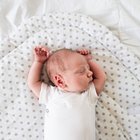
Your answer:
[28,46,106,140]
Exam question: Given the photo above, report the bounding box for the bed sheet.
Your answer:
[0,12,140,140]
[0,1,140,140]
[0,0,140,57]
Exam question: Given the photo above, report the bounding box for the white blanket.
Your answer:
[1,0,140,57]
[0,13,140,140]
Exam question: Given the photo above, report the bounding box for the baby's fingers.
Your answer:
[34,47,41,55]
[34,47,48,55]
[77,49,90,55]
[81,49,89,55]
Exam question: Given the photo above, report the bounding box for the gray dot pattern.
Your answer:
[0,13,140,140]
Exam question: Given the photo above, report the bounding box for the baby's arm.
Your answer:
[77,49,106,95]
[28,46,50,98]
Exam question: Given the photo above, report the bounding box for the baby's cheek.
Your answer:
[82,79,89,87]
[78,80,86,88]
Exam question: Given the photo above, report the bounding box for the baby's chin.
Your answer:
[82,82,93,92]
[70,88,87,94]
[67,83,91,93]
[78,85,91,93]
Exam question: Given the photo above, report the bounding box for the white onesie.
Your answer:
[39,82,98,140]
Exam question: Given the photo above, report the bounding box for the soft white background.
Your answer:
[0,0,140,57]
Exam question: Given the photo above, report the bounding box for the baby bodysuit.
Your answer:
[39,83,98,140]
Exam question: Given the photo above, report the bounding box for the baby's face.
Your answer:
[62,53,93,93]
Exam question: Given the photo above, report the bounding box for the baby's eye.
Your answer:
[78,68,85,74]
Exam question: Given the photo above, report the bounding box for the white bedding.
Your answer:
[0,12,140,140]
[0,0,140,57]
[0,1,140,140]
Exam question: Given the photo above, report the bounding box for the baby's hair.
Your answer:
[46,48,75,83]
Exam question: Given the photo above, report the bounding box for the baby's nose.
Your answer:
[87,70,93,77]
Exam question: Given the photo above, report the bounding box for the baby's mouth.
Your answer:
[89,77,93,83]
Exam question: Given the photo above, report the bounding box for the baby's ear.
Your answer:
[53,74,66,88]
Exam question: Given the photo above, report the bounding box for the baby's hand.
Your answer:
[34,46,50,63]
[77,49,92,60]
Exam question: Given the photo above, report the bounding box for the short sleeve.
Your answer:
[88,83,99,104]
[39,82,55,105]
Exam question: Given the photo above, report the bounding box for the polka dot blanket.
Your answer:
[0,13,140,140]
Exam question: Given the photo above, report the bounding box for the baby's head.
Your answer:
[46,49,93,93]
